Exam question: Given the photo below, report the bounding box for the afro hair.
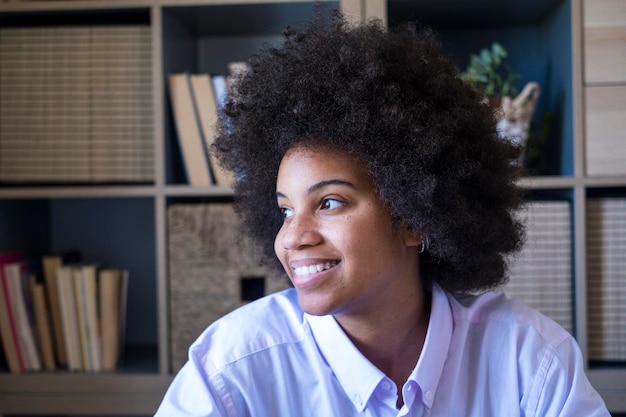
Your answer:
[213,10,526,293]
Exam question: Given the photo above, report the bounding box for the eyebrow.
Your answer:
[276,178,355,199]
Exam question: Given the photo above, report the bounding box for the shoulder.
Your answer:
[188,288,306,370]
[431,289,609,415]
[447,289,571,346]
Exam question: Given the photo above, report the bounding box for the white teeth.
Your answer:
[293,261,338,277]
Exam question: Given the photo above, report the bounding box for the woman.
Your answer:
[155,11,609,416]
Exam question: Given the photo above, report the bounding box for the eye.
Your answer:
[280,206,294,219]
[321,198,342,210]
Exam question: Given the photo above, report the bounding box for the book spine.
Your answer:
[42,257,67,366]
[29,275,56,370]
[99,268,122,371]
[4,262,41,371]
[72,268,92,371]
[0,261,25,372]
[57,266,82,371]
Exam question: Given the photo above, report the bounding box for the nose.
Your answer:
[278,212,322,250]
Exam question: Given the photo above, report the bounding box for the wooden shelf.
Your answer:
[0,373,172,415]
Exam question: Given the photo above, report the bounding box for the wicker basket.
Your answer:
[167,203,290,372]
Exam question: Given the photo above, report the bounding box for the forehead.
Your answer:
[278,144,369,179]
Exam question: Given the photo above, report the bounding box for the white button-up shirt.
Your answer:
[155,286,609,416]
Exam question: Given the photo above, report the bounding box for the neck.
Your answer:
[335,284,431,406]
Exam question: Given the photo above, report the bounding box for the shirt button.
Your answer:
[354,394,363,406]
[425,391,434,402]
[381,380,392,391]
[407,384,413,391]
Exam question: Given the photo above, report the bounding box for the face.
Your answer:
[274,145,422,319]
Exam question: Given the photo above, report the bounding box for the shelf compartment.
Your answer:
[387,0,574,177]
[0,197,159,374]
[161,1,339,185]
[0,8,154,185]
[165,200,290,373]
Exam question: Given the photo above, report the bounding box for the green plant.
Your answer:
[459,43,520,98]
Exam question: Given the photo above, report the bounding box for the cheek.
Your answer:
[273,229,283,257]
[354,221,400,258]
[273,228,289,267]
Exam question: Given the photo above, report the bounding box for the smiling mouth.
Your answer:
[292,261,339,277]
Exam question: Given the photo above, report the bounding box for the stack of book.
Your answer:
[587,197,626,362]
[0,25,153,183]
[0,250,128,373]
[504,200,574,334]
[167,65,246,187]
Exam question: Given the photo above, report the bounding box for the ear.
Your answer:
[401,224,422,247]
[404,235,422,247]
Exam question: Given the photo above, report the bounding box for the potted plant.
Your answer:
[459,42,520,103]
[459,43,541,163]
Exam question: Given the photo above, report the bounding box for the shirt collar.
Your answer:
[409,285,453,408]
[305,285,453,412]
[305,313,384,413]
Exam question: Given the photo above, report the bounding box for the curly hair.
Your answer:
[213,10,525,293]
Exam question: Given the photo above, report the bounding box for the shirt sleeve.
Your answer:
[154,353,231,417]
[532,336,610,417]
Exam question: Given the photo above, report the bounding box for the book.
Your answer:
[190,73,235,187]
[3,261,41,371]
[0,250,26,373]
[42,251,81,366]
[28,273,56,370]
[98,267,128,371]
[73,264,101,372]
[168,72,213,186]
[72,267,90,371]
[56,265,83,371]
[84,265,102,372]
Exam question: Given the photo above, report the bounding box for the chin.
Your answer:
[296,292,336,317]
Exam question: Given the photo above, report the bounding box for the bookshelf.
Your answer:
[0,0,344,415]
[0,0,624,415]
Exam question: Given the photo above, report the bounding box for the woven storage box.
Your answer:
[587,197,626,362]
[504,201,573,334]
[167,203,290,372]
